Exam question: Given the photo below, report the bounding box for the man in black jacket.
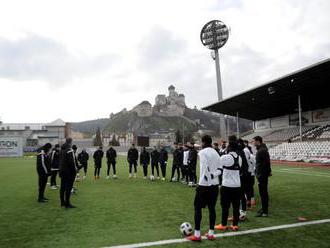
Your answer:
[78,148,89,179]
[36,143,52,202]
[59,138,77,208]
[93,146,104,179]
[159,145,168,181]
[150,147,160,180]
[127,144,139,178]
[50,144,60,190]
[188,142,198,186]
[253,136,271,217]
[140,147,150,179]
[106,146,117,179]
[170,142,182,182]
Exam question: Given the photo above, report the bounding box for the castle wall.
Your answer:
[136,106,153,117]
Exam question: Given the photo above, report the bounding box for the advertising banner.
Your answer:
[0,137,23,157]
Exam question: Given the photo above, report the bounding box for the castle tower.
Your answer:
[168,85,176,98]
[178,94,186,106]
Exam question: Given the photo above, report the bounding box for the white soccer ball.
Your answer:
[239,210,247,220]
[180,222,193,236]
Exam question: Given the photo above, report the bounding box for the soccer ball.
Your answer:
[239,210,247,221]
[180,222,193,236]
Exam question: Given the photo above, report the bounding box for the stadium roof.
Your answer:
[203,58,330,121]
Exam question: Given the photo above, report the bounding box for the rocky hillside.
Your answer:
[71,107,252,136]
[71,118,110,134]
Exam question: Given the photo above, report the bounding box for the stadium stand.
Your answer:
[263,126,317,142]
[241,129,276,141]
[269,141,330,163]
[290,124,330,141]
[203,59,330,164]
[317,125,330,139]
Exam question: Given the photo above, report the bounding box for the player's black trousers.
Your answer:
[160,161,167,178]
[171,163,180,180]
[60,173,76,206]
[194,185,219,231]
[180,165,186,180]
[142,163,148,177]
[246,176,255,203]
[189,164,197,183]
[151,162,159,176]
[94,167,101,177]
[107,161,116,175]
[50,170,58,186]
[81,163,88,175]
[129,161,137,173]
[240,176,249,211]
[257,176,269,214]
[184,165,189,183]
[37,171,48,200]
[220,186,241,226]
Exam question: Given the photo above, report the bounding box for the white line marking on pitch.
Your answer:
[275,169,330,178]
[102,219,330,248]
[277,168,330,175]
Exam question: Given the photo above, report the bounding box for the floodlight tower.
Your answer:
[200,20,229,139]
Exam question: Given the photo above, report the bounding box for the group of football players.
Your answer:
[187,134,271,242]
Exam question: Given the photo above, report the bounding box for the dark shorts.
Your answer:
[194,185,219,208]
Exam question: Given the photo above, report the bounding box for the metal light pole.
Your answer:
[298,95,302,141]
[201,20,229,139]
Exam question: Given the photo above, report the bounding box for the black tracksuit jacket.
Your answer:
[172,148,183,166]
[106,148,117,163]
[159,149,168,163]
[255,143,271,179]
[59,144,77,178]
[36,149,51,176]
[150,150,160,165]
[140,150,150,165]
[127,148,139,162]
[78,151,89,165]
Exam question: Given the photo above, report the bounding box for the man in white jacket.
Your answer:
[215,135,242,231]
[187,135,222,242]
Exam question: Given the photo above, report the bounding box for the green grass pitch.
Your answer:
[0,155,330,248]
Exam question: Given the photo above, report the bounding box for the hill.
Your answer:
[71,118,110,134]
[71,107,252,137]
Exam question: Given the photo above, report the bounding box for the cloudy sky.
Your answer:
[0,0,329,123]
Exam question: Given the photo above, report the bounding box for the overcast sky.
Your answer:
[0,0,329,123]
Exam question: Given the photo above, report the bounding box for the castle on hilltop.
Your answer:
[132,85,186,117]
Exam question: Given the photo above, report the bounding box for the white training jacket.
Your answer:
[183,150,189,166]
[197,147,222,186]
[216,151,242,188]
[243,147,256,176]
